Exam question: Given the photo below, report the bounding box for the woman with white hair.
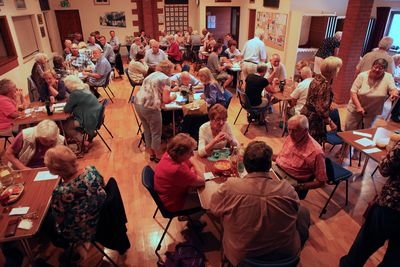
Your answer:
[31,53,49,89]
[5,119,65,170]
[63,75,102,146]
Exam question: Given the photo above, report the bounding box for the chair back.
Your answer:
[96,99,110,130]
[141,166,174,219]
[125,68,136,88]
[325,157,353,183]
[329,108,342,132]
[236,88,252,110]
[27,75,40,102]
[240,254,300,267]
[103,70,112,88]
[223,89,233,109]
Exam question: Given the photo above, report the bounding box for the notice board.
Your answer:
[256,11,287,51]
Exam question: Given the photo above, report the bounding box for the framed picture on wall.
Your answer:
[94,0,110,5]
[15,0,27,9]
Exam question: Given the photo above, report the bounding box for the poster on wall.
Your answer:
[256,11,287,51]
[99,11,126,27]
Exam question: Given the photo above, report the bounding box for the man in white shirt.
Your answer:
[241,28,267,82]
[264,54,287,85]
[144,41,167,72]
[290,66,313,115]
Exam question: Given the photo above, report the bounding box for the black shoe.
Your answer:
[59,249,80,264]
[391,115,400,123]
[150,154,160,163]
[187,220,207,231]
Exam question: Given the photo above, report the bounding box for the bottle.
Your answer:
[188,84,193,103]
[230,146,238,176]
[237,143,245,176]
[45,100,53,116]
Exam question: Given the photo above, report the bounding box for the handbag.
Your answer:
[181,99,208,116]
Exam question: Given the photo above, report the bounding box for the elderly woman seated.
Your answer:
[5,119,65,170]
[154,133,205,213]
[44,145,106,258]
[0,79,25,136]
[39,70,68,102]
[198,104,238,157]
[63,75,102,149]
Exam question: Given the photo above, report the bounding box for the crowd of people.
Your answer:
[0,24,399,267]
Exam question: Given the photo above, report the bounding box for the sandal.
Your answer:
[150,154,160,163]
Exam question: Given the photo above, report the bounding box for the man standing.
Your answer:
[99,36,115,65]
[314,31,342,74]
[209,141,310,266]
[109,30,124,75]
[273,115,327,199]
[356,36,395,75]
[84,48,111,98]
[241,28,267,82]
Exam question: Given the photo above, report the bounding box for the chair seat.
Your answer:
[326,132,343,145]
[330,160,353,183]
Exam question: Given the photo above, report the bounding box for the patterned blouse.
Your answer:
[300,74,332,144]
[51,166,107,242]
[135,71,170,110]
[204,82,226,107]
[377,140,400,211]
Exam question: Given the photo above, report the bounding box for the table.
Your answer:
[14,102,70,141]
[163,92,202,136]
[338,126,395,176]
[272,81,295,136]
[0,168,60,261]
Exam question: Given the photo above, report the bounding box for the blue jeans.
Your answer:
[340,204,400,267]
[134,103,162,152]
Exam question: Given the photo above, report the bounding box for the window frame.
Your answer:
[0,16,18,75]
[385,10,400,51]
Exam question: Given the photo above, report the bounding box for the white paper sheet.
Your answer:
[352,131,372,138]
[53,102,66,108]
[362,147,382,154]
[355,138,375,147]
[9,207,29,216]
[203,172,215,181]
[34,171,58,181]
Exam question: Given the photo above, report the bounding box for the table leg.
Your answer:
[281,100,288,136]
[20,239,34,264]
[57,121,68,145]
[172,110,176,136]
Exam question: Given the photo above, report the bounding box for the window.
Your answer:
[385,11,400,50]
[12,15,40,59]
[0,16,18,75]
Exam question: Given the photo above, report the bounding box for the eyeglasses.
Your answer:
[372,65,385,71]
[212,118,227,123]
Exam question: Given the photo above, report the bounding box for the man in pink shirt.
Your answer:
[273,114,327,199]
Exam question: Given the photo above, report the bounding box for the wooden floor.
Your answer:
[2,70,398,266]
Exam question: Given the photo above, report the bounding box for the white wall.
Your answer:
[291,0,348,16]
[371,0,400,17]
[0,1,52,93]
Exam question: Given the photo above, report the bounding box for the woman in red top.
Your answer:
[154,133,204,212]
[166,35,182,72]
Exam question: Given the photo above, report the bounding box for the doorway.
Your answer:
[55,10,83,43]
[205,6,240,42]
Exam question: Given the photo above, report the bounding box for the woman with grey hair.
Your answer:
[63,75,102,147]
[345,58,398,130]
[5,119,65,170]
[134,59,177,162]
[31,52,49,89]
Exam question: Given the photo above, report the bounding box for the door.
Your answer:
[248,9,256,39]
[55,10,82,42]
[205,7,240,42]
